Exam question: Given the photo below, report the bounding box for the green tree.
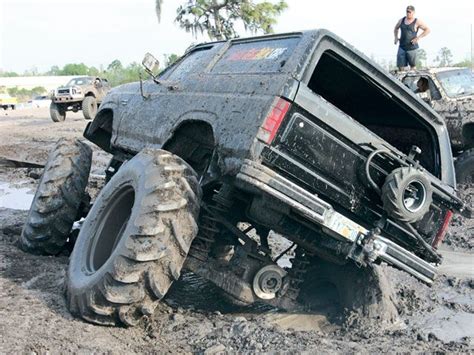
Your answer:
[107,59,123,71]
[435,47,453,67]
[164,53,180,67]
[47,65,61,75]
[60,63,90,75]
[416,48,427,69]
[0,71,19,77]
[157,0,287,40]
[88,66,100,76]
[452,59,472,68]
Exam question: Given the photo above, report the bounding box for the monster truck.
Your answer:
[50,76,110,122]
[21,30,467,326]
[395,68,474,184]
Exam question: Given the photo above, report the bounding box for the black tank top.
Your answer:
[400,17,419,51]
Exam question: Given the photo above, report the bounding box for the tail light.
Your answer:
[257,97,291,144]
[432,210,453,248]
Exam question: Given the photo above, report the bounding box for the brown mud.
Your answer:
[0,109,473,353]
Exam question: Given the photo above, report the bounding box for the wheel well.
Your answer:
[85,109,113,153]
[85,92,96,98]
[462,123,474,149]
[163,121,215,176]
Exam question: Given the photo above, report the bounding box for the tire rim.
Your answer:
[86,185,135,274]
[403,179,427,213]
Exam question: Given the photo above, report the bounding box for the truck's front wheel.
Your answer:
[19,139,92,254]
[50,102,66,122]
[82,96,97,120]
[66,149,201,326]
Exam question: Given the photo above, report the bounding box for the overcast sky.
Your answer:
[1,0,473,73]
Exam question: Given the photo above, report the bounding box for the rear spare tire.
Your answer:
[66,149,201,326]
[455,149,474,184]
[381,166,433,224]
[19,139,92,255]
[82,96,97,120]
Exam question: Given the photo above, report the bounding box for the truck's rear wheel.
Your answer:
[455,149,474,184]
[19,139,92,255]
[82,96,97,120]
[50,102,66,122]
[66,149,201,326]
[298,258,398,324]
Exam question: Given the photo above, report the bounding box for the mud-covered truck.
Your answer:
[21,30,466,326]
[396,68,474,184]
[50,76,110,122]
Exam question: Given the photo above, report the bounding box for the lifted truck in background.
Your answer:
[395,67,474,184]
[50,76,110,122]
[21,29,466,326]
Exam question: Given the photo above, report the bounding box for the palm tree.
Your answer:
[155,0,163,22]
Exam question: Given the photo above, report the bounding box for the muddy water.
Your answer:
[0,182,34,210]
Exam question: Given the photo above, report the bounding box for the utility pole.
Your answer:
[471,24,473,70]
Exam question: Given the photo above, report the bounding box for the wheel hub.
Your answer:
[252,265,287,300]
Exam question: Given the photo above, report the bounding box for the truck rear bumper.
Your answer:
[236,159,437,285]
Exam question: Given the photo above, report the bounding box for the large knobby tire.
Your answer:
[19,139,92,255]
[455,149,474,184]
[66,149,201,326]
[381,167,433,224]
[298,259,399,326]
[50,102,66,122]
[82,96,97,120]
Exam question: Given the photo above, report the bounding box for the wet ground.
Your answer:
[0,108,473,353]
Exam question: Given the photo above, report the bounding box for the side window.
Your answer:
[401,76,420,92]
[165,48,212,81]
[427,79,442,100]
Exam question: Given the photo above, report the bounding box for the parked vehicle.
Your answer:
[0,93,17,110]
[395,68,474,184]
[28,95,51,108]
[50,76,110,122]
[21,30,466,326]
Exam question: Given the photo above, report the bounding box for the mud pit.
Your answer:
[0,109,473,352]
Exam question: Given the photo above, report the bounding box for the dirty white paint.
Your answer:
[0,182,34,210]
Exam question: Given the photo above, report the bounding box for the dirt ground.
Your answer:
[0,108,473,353]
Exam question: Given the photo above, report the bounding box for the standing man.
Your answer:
[394,5,430,70]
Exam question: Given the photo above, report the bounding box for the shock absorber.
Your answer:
[189,185,235,261]
[285,247,310,301]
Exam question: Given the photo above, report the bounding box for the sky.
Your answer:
[0,0,473,73]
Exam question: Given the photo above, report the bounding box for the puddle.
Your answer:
[0,182,34,210]
[416,310,474,342]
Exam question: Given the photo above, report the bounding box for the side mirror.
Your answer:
[142,53,160,77]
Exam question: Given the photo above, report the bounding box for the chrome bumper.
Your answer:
[236,160,437,285]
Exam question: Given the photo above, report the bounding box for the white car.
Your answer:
[29,95,52,108]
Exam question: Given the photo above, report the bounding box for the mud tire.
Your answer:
[299,259,399,325]
[50,102,66,122]
[381,167,433,224]
[19,139,92,255]
[455,149,474,184]
[66,149,201,326]
[82,96,97,120]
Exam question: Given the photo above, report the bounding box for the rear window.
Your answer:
[212,37,300,74]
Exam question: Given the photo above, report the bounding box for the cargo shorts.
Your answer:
[397,47,418,68]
